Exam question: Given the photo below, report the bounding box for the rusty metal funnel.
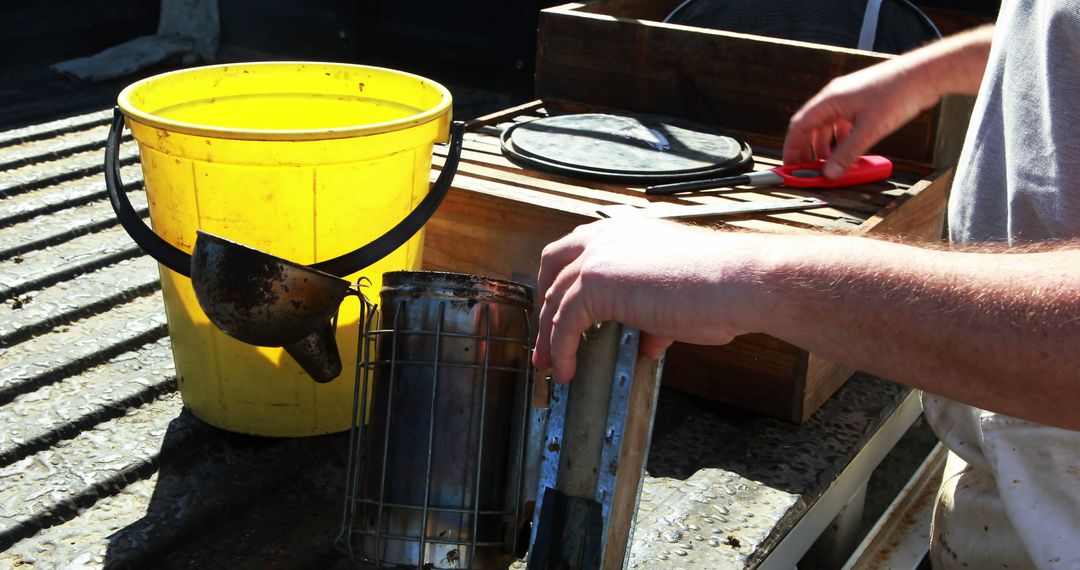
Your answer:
[190,230,353,382]
[283,320,344,383]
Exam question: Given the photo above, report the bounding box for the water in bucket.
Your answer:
[106,62,457,437]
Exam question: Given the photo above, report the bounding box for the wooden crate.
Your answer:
[422,101,951,423]
[535,0,977,169]
[509,0,973,421]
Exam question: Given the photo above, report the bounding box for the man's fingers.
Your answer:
[782,131,812,165]
[783,119,823,164]
[834,121,853,146]
[823,120,877,179]
[533,255,583,370]
[537,244,581,303]
[811,127,833,161]
[783,128,822,164]
[535,226,594,304]
[548,281,598,384]
[784,92,845,163]
[534,226,598,370]
[533,296,556,370]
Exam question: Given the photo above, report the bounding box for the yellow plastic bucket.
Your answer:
[107,62,455,437]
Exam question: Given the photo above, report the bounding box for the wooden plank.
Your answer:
[575,0,681,19]
[465,100,546,130]
[458,143,889,214]
[802,355,857,423]
[859,167,953,239]
[577,1,998,37]
[535,2,967,167]
[603,351,662,569]
[423,182,588,284]
[661,334,803,420]
[432,157,605,216]
[933,95,976,169]
[447,152,879,226]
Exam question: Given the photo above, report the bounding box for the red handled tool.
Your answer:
[645,155,893,196]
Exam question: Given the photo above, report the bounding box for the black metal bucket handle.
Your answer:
[104,106,466,278]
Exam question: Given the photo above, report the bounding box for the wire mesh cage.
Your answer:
[337,271,534,569]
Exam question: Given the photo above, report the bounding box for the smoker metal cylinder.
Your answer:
[339,271,533,569]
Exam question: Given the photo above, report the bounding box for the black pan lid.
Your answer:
[500,112,753,183]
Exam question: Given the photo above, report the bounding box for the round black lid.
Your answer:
[500,112,753,183]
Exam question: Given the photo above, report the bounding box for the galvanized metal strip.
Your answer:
[594,325,641,565]
[528,377,568,555]
[0,392,345,567]
[841,442,945,570]
[0,284,160,349]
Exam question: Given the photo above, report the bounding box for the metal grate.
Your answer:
[338,272,533,569]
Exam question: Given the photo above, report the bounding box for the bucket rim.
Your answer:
[116,61,453,141]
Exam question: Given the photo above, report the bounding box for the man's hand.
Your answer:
[783,59,933,178]
[532,217,763,383]
[783,24,994,179]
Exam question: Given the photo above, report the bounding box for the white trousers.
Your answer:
[930,451,1034,569]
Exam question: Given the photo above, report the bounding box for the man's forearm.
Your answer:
[898,23,995,105]
[745,232,1080,429]
[533,218,1079,428]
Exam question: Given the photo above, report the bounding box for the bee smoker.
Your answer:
[337,271,534,569]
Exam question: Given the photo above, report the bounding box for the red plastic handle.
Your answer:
[775,155,893,188]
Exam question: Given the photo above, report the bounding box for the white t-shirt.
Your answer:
[927,0,1080,567]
